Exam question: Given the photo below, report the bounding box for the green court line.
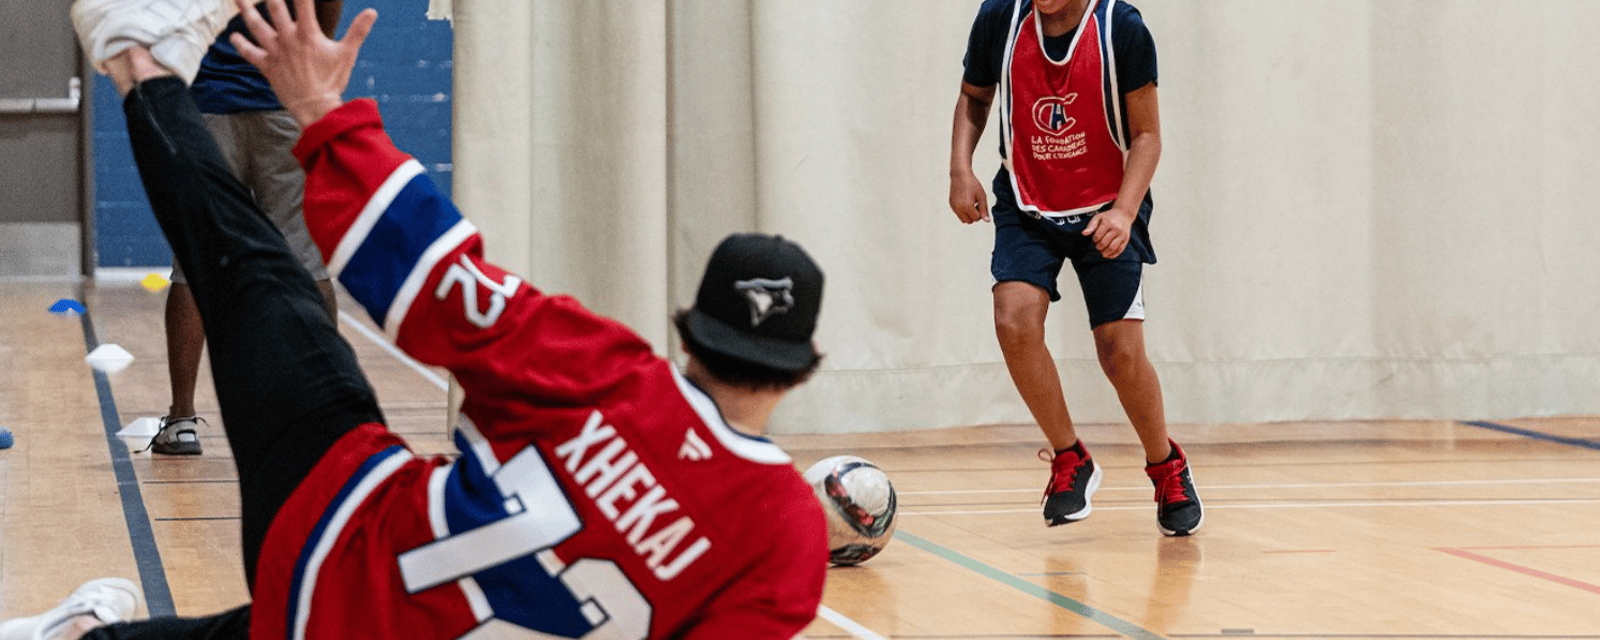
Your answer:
[894,530,1166,640]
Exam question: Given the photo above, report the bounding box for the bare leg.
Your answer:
[42,614,105,640]
[103,45,173,94]
[315,278,338,318]
[1092,319,1172,464]
[993,281,1077,451]
[164,283,205,419]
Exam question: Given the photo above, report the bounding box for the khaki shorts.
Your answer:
[171,110,329,283]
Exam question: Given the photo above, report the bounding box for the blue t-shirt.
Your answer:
[962,0,1158,92]
[191,1,340,114]
[961,0,1159,210]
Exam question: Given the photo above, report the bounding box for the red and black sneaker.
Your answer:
[1144,439,1203,536]
[1040,441,1103,526]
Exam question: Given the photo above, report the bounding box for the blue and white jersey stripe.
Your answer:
[286,444,414,640]
[328,159,479,340]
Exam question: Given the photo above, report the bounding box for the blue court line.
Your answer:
[894,530,1166,640]
[1459,420,1600,451]
[79,307,176,617]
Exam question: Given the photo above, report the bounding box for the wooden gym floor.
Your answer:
[3,277,1598,639]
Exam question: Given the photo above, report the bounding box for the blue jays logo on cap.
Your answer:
[684,232,822,371]
[1032,93,1078,135]
[735,277,794,327]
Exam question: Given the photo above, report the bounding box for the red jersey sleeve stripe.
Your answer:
[294,99,414,265]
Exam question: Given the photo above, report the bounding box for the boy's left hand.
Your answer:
[1083,207,1134,259]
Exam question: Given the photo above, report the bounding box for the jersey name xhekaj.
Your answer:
[555,411,712,581]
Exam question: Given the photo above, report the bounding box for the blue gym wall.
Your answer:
[93,0,453,269]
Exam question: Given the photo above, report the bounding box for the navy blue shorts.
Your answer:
[990,193,1157,328]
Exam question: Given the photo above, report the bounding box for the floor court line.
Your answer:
[81,305,177,617]
[901,498,1600,517]
[338,310,450,390]
[894,531,1167,640]
[798,636,1600,640]
[1164,633,1600,636]
[1434,547,1600,595]
[1457,544,1600,550]
[1459,420,1600,451]
[897,478,1600,496]
[817,605,892,640]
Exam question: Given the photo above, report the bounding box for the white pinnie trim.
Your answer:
[292,448,415,640]
[997,0,1025,179]
[669,365,792,465]
[383,219,480,343]
[1102,0,1127,152]
[1002,0,1119,218]
[327,159,426,277]
[1032,0,1099,68]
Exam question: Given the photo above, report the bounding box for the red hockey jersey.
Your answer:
[247,99,829,640]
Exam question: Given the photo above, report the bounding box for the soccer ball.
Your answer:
[803,455,897,566]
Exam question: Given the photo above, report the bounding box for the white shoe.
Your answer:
[70,0,240,82]
[0,578,143,640]
[148,415,204,455]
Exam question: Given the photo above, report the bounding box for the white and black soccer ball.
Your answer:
[803,455,897,566]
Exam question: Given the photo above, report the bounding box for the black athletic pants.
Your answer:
[85,77,386,639]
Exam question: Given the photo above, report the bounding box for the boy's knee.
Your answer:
[1097,346,1138,379]
[1093,331,1146,379]
[993,308,1044,347]
[991,283,1049,347]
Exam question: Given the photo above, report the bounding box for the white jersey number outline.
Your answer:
[435,255,523,329]
[399,445,651,639]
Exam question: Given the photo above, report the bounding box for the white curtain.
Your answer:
[451,0,1600,434]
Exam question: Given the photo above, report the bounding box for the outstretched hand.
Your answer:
[231,0,378,128]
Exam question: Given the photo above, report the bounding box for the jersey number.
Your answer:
[435,255,523,329]
[398,445,651,639]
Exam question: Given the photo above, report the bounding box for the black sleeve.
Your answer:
[1115,5,1158,92]
[961,0,1014,88]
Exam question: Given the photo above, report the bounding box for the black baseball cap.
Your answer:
[682,233,824,372]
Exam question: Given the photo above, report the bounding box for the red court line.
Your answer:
[1459,544,1600,550]
[1435,547,1600,595]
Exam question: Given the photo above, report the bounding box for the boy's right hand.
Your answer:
[949,172,991,224]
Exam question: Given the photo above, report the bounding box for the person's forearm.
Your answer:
[950,92,991,176]
[1115,130,1160,209]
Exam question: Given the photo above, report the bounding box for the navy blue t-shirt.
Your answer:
[962,0,1159,210]
[191,1,340,114]
[962,0,1158,93]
